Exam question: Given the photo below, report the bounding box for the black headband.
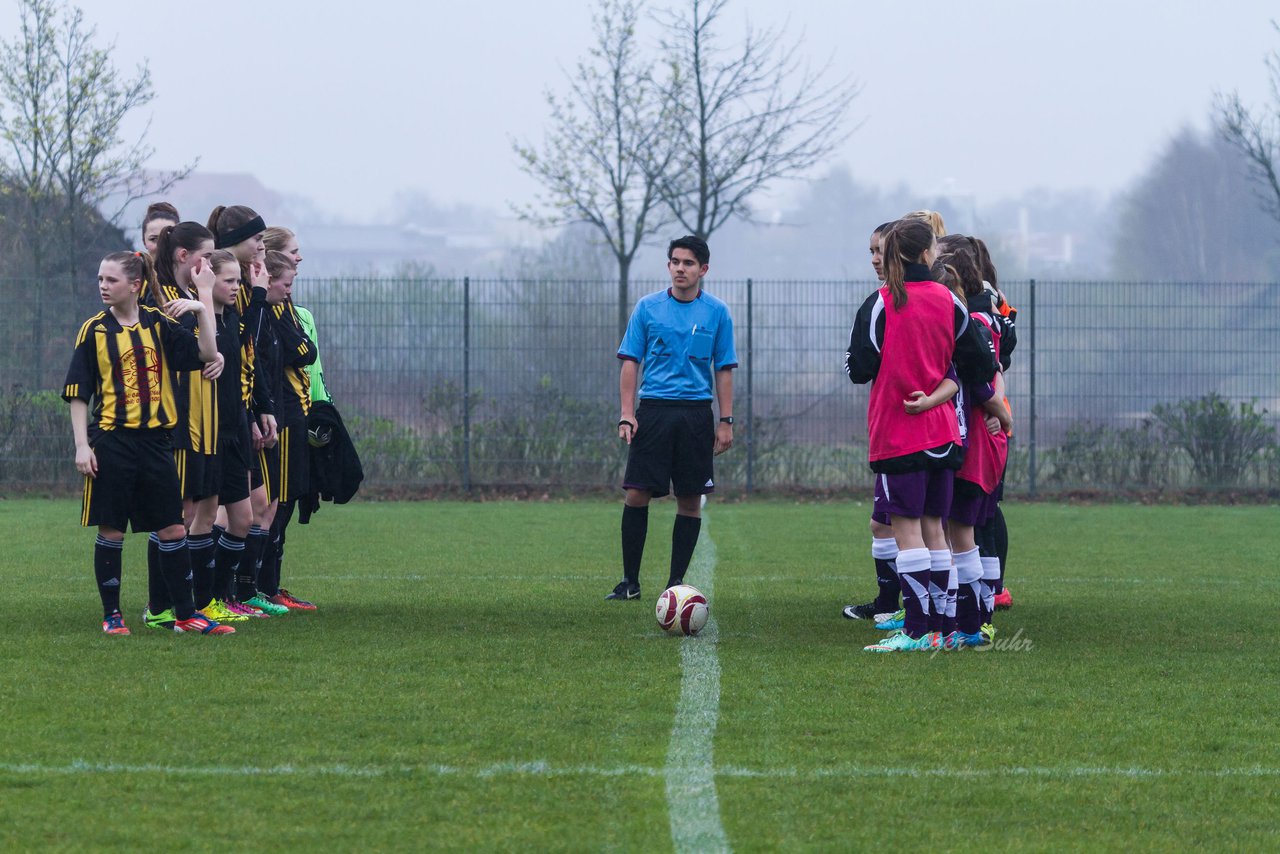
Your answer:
[215,215,266,249]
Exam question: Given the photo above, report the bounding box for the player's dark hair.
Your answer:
[142,201,179,233]
[208,205,267,286]
[971,236,998,289]
[873,221,894,235]
[153,222,215,289]
[881,219,935,309]
[938,235,984,297]
[668,235,710,266]
[104,250,156,297]
[264,249,296,279]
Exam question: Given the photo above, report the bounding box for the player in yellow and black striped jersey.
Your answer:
[208,204,290,615]
[145,221,235,618]
[251,251,317,604]
[63,250,232,636]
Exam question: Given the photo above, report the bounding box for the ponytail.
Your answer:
[881,218,935,310]
[881,228,909,310]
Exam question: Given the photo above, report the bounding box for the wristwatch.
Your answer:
[719,416,734,425]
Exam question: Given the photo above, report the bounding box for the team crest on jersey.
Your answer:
[117,346,160,391]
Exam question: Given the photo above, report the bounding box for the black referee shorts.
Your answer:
[622,399,715,499]
[81,429,184,533]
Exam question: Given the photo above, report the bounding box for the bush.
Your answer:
[1043,418,1174,489]
[0,387,72,490]
[1151,393,1276,487]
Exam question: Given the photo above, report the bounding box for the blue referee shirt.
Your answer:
[618,288,738,400]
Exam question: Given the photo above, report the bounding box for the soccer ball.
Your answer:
[655,584,709,636]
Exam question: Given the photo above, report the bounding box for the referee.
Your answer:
[608,235,737,601]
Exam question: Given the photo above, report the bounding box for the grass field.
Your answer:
[1,498,1277,851]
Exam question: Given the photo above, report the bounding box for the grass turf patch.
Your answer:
[0,499,1275,850]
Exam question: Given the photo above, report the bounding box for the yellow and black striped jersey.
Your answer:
[155,283,218,453]
[274,301,315,422]
[62,306,205,434]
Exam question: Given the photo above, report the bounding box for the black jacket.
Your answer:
[298,400,364,523]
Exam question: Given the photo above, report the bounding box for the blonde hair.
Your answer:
[262,226,296,253]
[903,209,946,238]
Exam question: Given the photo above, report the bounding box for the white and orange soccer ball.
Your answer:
[655,584,709,636]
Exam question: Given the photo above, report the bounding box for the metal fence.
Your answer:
[3,276,1279,495]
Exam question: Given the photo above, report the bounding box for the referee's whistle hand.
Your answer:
[618,423,634,444]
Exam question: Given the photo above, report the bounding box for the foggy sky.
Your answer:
[31,0,1280,221]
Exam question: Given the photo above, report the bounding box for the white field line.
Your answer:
[1,760,1275,781]
[665,516,731,854]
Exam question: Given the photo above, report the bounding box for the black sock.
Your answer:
[274,500,296,590]
[621,504,648,586]
[157,537,196,620]
[94,535,124,619]
[212,523,226,541]
[668,514,702,588]
[238,526,268,601]
[214,532,246,602]
[189,533,216,609]
[147,533,172,613]
[991,504,1009,593]
[259,527,282,598]
[874,558,900,612]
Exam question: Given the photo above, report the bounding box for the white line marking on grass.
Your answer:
[664,515,731,854]
[3,760,1276,781]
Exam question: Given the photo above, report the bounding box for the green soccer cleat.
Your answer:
[143,607,176,630]
[980,623,997,644]
[244,593,290,617]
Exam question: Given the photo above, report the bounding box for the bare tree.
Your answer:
[0,0,191,280]
[514,0,675,338]
[1216,22,1280,226]
[656,0,857,240]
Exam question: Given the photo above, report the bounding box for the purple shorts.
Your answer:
[949,477,997,527]
[870,479,891,525]
[873,469,953,520]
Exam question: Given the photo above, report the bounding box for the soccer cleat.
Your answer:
[863,631,929,652]
[874,609,905,631]
[841,602,880,620]
[874,610,899,624]
[244,593,290,616]
[952,630,990,649]
[173,615,235,635]
[980,623,997,643]
[605,580,641,601]
[102,613,130,635]
[225,600,269,618]
[994,588,1013,610]
[270,589,316,611]
[198,599,247,622]
[142,607,176,630]
[921,631,946,651]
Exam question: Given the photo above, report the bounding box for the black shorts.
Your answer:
[261,424,310,503]
[175,448,220,502]
[622,400,715,499]
[81,429,184,533]
[217,423,252,505]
